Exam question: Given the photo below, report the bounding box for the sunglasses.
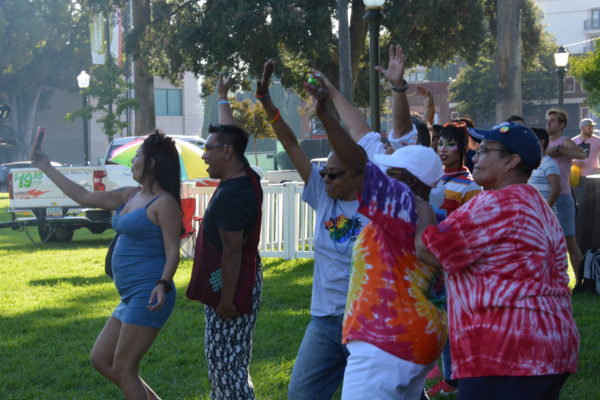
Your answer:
[319,169,347,180]
[443,120,468,129]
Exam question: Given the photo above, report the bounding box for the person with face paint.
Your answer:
[425,121,482,397]
[436,121,482,216]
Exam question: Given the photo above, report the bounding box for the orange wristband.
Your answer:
[269,109,281,124]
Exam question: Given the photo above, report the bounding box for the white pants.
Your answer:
[341,340,434,400]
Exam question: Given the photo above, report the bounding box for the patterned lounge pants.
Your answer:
[205,268,263,400]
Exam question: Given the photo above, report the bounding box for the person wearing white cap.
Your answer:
[305,73,447,399]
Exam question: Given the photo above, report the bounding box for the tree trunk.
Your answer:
[349,0,368,91]
[0,88,43,162]
[495,0,522,124]
[132,0,156,136]
[337,0,353,101]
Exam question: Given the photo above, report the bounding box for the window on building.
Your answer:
[592,9,600,29]
[154,89,182,116]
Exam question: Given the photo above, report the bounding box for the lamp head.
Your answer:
[554,46,569,68]
[363,0,385,8]
[77,70,90,89]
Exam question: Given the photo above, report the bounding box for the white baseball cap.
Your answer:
[373,145,443,187]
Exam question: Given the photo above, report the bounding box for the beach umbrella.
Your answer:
[109,137,209,180]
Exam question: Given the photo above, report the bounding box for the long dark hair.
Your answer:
[140,130,181,209]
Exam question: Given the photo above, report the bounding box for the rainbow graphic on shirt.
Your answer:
[323,215,362,243]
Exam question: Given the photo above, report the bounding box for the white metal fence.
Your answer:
[181,182,315,259]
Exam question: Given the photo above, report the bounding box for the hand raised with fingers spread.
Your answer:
[256,59,274,99]
[217,72,233,99]
[375,44,406,88]
[304,70,330,113]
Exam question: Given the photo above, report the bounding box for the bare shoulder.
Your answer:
[155,193,180,210]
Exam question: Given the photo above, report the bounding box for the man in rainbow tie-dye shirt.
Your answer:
[306,66,447,398]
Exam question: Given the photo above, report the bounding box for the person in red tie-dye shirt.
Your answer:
[415,122,579,400]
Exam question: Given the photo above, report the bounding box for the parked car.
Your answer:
[0,161,62,192]
[103,134,206,165]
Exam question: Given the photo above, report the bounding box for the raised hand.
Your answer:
[31,149,51,172]
[375,44,406,88]
[304,70,330,112]
[416,85,432,98]
[217,72,233,99]
[256,59,274,99]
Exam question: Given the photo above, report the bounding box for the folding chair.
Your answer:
[180,198,197,258]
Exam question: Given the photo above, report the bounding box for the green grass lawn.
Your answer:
[0,193,598,400]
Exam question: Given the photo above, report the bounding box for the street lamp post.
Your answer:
[554,46,569,110]
[363,0,385,133]
[77,70,90,165]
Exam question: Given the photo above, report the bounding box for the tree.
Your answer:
[0,1,89,161]
[570,42,600,114]
[450,0,552,125]
[230,99,276,165]
[129,0,489,103]
[65,60,138,140]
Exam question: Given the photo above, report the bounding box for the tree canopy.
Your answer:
[0,0,89,160]
[570,42,600,114]
[130,0,490,102]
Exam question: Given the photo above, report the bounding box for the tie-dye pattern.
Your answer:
[422,184,579,379]
[342,162,447,365]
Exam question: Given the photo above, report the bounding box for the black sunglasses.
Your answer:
[319,169,347,180]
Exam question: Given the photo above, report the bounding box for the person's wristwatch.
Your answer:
[156,279,173,293]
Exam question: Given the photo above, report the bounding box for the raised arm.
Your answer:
[256,60,312,182]
[306,76,366,193]
[314,70,372,141]
[376,45,412,138]
[217,73,236,126]
[417,85,435,126]
[31,148,135,210]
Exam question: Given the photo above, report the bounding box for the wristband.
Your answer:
[391,80,409,93]
[269,109,281,124]
[255,94,270,100]
[217,100,230,105]
[156,279,173,293]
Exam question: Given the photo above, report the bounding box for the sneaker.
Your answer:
[426,364,442,380]
[427,380,458,397]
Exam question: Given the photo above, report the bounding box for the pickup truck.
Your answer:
[1,164,135,242]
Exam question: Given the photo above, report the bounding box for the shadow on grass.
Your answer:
[29,274,111,287]
[2,257,318,399]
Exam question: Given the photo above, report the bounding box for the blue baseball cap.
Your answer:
[467,122,541,168]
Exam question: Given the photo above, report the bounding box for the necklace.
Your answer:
[223,165,245,181]
[330,199,360,255]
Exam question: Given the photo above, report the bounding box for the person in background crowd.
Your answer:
[572,118,600,204]
[545,109,586,286]
[416,122,579,400]
[426,119,482,397]
[255,59,369,399]
[33,131,182,400]
[506,115,526,126]
[528,128,561,213]
[186,73,263,400]
[458,118,478,173]
[306,46,447,399]
[431,124,443,150]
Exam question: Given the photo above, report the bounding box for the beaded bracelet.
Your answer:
[217,99,230,105]
[269,109,281,124]
[391,80,409,93]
